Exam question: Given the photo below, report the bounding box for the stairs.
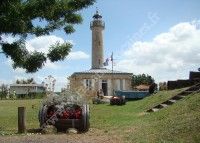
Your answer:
[147,83,200,112]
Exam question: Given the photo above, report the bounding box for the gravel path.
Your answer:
[0,129,123,143]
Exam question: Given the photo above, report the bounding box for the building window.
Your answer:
[86,79,92,90]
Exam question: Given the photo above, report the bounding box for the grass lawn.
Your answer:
[0,99,41,134]
[0,88,200,142]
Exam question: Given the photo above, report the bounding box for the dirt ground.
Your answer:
[0,128,123,143]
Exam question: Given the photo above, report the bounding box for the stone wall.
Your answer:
[167,71,200,90]
[69,73,132,96]
[189,71,200,81]
[167,80,193,90]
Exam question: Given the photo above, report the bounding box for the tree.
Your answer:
[16,79,20,84]
[159,82,167,91]
[149,83,157,94]
[15,78,36,84]
[132,74,155,87]
[43,75,56,94]
[0,84,8,99]
[0,0,95,73]
[27,78,34,84]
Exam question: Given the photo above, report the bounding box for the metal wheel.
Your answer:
[78,104,90,132]
[38,105,47,128]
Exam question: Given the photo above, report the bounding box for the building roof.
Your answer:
[93,10,102,19]
[135,84,150,90]
[71,68,132,76]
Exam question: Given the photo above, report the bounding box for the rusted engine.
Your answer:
[38,92,89,133]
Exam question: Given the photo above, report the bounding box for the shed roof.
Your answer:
[135,84,150,90]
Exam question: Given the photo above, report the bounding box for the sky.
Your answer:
[0,0,200,91]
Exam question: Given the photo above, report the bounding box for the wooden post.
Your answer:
[18,107,26,133]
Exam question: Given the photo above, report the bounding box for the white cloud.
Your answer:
[4,35,88,70]
[14,68,26,73]
[5,58,12,66]
[26,35,89,62]
[6,57,59,72]
[26,35,66,53]
[4,58,26,74]
[3,35,66,70]
[66,40,75,46]
[45,60,60,69]
[67,51,90,60]
[1,34,19,44]
[26,35,64,69]
[26,35,76,54]
[116,21,200,82]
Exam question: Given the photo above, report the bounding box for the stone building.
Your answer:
[69,10,132,97]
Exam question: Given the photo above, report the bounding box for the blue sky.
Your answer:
[0,0,200,91]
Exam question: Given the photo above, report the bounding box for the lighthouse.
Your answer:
[69,10,132,97]
[90,10,105,69]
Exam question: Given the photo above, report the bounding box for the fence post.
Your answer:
[18,107,26,133]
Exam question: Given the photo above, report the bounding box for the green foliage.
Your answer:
[16,92,46,99]
[27,78,34,84]
[0,84,8,99]
[15,78,35,84]
[0,0,96,72]
[2,42,28,68]
[23,52,46,73]
[132,74,154,87]
[16,79,20,84]
[48,42,72,62]
[64,25,76,34]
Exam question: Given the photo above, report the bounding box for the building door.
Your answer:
[102,80,108,96]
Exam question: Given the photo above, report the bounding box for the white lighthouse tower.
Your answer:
[69,10,132,97]
[90,10,105,69]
